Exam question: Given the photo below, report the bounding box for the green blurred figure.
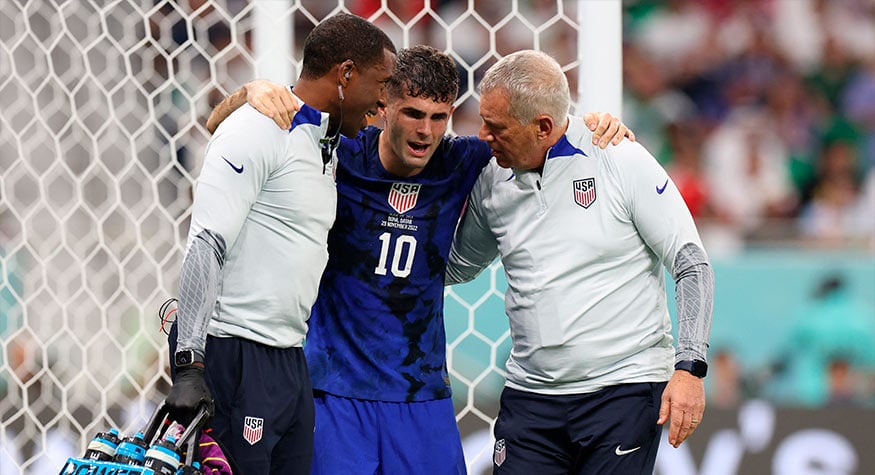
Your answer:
[778,275,875,406]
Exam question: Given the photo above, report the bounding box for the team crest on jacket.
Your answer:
[573,178,596,208]
[494,438,507,466]
[388,182,421,214]
[243,416,263,445]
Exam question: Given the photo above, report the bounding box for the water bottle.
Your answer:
[83,428,120,461]
[113,431,148,465]
[143,436,182,475]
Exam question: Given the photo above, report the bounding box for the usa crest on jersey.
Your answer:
[243,416,263,445]
[573,178,596,208]
[388,182,421,214]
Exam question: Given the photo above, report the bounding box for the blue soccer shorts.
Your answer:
[492,382,666,475]
[311,392,466,475]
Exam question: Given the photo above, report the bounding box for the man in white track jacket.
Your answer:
[446,50,715,475]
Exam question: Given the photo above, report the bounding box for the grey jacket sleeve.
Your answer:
[610,139,715,364]
[672,242,714,363]
[175,229,226,358]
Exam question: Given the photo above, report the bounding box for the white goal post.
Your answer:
[0,1,620,473]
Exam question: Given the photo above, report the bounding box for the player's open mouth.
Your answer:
[408,142,429,156]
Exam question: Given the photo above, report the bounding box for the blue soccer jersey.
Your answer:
[304,126,492,402]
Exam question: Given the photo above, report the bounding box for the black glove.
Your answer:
[167,365,214,426]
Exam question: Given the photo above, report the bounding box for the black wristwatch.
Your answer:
[174,349,204,369]
[675,360,708,378]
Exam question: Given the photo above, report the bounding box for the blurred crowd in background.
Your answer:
[621,0,874,255]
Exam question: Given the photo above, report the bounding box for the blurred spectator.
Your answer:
[664,121,712,219]
[815,0,875,64]
[629,0,712,80]
[771,275,875,407]
[775,0,875,73]
[825,357,856,406]
[701,107,798,251]
[773,0,824,72]
[798,135,872,246]
[718,13,788,112]
[706,348,743,409]
[804,35,858,114]
[841,56,875,173]
[763,71,821,193]
[858,170,875,250]
[622,42,698,163]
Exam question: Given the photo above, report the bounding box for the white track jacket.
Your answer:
[446,115,712,394]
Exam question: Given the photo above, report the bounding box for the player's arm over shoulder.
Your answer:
[211,103,285,141]
[207,80,298,133]
[207,104,289,168]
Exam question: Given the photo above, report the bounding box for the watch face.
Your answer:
[676,360,708,378]
[176,350,193,366]
[691,360,708,377]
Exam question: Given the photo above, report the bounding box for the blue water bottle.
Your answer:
[83,428,120,461]
[143,435,182,475]
[113,431,148,465]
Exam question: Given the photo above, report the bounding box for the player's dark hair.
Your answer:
[300,13,396,80]
[387,45,458,104]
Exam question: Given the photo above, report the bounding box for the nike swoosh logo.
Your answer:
[656,179,668,194]
[615,445,641,456]
[222,156,244,174]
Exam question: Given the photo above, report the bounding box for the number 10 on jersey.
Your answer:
[374,232,417,278]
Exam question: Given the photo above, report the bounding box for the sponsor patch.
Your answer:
[243,416,263,445]
[573,177,596,208]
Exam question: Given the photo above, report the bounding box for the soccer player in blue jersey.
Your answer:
[305,47,485,473]
[208,47,631,474]
[446,50,715,474]
[165,13,395,475]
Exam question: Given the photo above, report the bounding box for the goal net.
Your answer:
[0,1,592,472]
